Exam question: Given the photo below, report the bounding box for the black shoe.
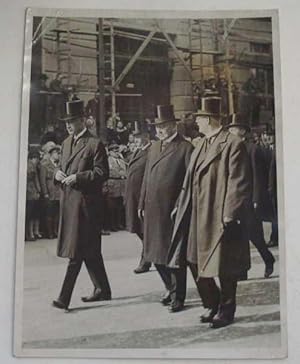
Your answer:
[210,315,234,329]
[210,304,235,329]
[200,307,218,323]
[264,261,274,278]
[160,291,172,306]
[168,300,184,313]
[81,289,112,303]
[134,263,151,274]
[52,299,69,311]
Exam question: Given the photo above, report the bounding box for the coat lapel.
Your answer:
[129,148,147,167]
[150,135,180,172]
[196,130,229,175]
[65,130,90,171]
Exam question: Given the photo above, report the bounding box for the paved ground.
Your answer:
[21,225,281,351]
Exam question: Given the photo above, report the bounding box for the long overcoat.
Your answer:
[246,141,273,221]
[56,130,109,259]
[168,130,251,278]
[139,134,194,265]
[124,146,150,234]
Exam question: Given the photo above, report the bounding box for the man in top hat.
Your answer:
[52,100,111,310]
[125,132,152,274]
[226,113,275,278]
[138,105,194,313]
[168,97,252,328]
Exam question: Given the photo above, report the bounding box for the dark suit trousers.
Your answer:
[189,263,237,310]
[58,255,111,306]
[155,264,187,303]
[248,210,275,265]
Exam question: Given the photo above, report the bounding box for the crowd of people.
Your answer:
[26,95,279,330]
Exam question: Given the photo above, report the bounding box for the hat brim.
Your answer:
[150,118,179,125]
[226,123,251,132]
[58,114,83,122]
[194,110,223,117]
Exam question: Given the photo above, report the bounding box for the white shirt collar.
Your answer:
[163,132,178,144]
[205,126,222,140]
[73,128,87,142]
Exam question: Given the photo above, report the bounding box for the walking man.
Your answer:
[168,97,252,328]
[125,132,152,273]
[226,113,275,278]
[138,105,194,313]
[52,100,111,311]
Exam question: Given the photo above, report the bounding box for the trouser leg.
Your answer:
[170,266,187,303]
[58,258,83,306]
[84,255,111,295]
[248,213,275,265]
[136,231,151,268]
[155,264,172,291]
[189,265,220,309]
[155,264,186,303]
[217,274,238,320]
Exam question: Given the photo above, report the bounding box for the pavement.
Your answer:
[21,224,281,352]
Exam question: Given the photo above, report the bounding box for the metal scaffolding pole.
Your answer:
[97,18,106,139]
[110,20,116,120]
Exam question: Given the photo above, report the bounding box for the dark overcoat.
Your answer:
[40,159,60,200]
[246,142,273,220]
[124,146,150,234]
[168,130,252,278]
[139,134,194,265]
[56,130,109,259]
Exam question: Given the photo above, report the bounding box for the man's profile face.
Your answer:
[155,122,176,141]
[195,116,210,136]
[65,118,83,136]
[229,126,247,139]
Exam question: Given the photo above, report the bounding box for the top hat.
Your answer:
[226,113,251,132]
[59,100,85,122]
[151,105,179,125]
[194,97,222,117]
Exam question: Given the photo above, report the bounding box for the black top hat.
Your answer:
[226,113,251,132]
[194,97,222,117]
[151,105,179,125]
[59,100,84,121]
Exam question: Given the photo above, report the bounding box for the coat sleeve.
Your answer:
[138,154,150,211]
[39,164,49,196]
[76,140,109,189]
[223,139,252,222]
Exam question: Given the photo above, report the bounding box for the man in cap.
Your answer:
[125,132,152,274]
[168,97,252,328]
[226,114,275,278]
[138,105,194,313]
[52,100,111,310]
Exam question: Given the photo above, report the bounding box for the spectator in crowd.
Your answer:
[40,124,58,145]
[226,114,275,278]
[67,86,80,101]
[115,120,129,145]
[39,144,61,239]
[49,73,67,122]
[85,116,97,137]
[107,144,127,231]
[125,132,152,274]
[85,91,99,121]
[26,149,42,241]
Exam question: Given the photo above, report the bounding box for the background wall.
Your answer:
[0,0,299,363]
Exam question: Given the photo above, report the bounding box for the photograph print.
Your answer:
[14,8,286,359]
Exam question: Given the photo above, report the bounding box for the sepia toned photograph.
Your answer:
[14,8,286,359]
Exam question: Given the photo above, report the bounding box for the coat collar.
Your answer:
[63,129,91,171]
[129,145,150,167]
[150,134,182,171]
[189,129,230,176]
